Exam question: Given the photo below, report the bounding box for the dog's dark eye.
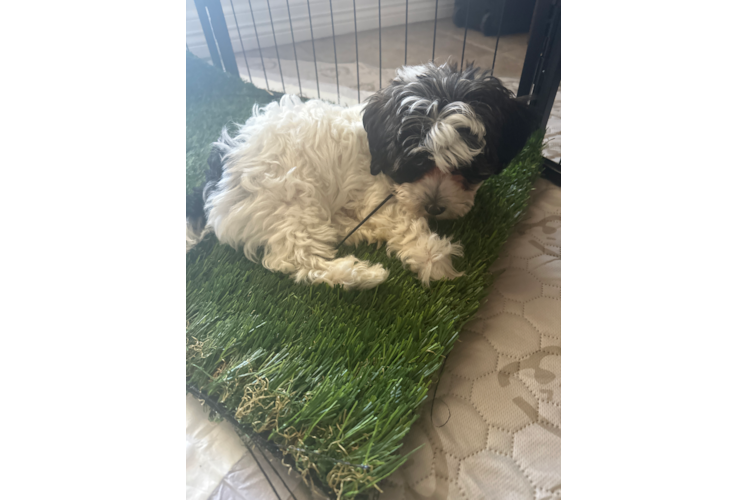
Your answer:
[455,167,490,184]
[412,156,432,169]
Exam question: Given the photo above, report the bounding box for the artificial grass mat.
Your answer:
[186,52,545,498]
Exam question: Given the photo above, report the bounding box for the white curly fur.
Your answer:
[190,95,474,290]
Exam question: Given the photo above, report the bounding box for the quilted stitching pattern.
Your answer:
[381,179,561,500]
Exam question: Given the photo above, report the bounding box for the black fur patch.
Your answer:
[186,146,225,233]
[362,63,539,185]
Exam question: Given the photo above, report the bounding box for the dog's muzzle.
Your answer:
[426,204,446,216]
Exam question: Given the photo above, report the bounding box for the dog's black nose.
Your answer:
[426,204,446,216]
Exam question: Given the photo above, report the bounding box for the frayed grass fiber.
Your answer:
[186,52,544,498]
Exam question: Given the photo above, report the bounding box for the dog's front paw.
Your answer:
[304,255,390,290]
[345,260,390,290]
[401,235,464,287]
[419,254,464,286]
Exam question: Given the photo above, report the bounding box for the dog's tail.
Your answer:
[186,145,224,253]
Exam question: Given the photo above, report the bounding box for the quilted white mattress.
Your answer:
[187,178,561,500]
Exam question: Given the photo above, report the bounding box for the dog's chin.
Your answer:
[433,203,475,220]
[404,202,474,221]
[393,172,481,221]
[401,206,469,221]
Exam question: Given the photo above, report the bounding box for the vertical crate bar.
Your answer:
[432,0,439,62]
[460,0,470,72]
[329,0,340,104]
[378,0,382,89]
[490,0,507,76]
[247,0,270,89]
[285,0,303,95]
[353,0,360,103]
[404,0,409,66]
[306,0,321,98]
[229,0,253,83]
[266,0,285,93]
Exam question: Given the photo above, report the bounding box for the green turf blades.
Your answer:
[186,52,544,498]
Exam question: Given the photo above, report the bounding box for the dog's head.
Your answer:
[363,62,538,219]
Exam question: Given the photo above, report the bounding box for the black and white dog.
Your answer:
[186,62,537,290]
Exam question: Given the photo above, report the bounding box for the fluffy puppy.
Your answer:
[186,62,537,290]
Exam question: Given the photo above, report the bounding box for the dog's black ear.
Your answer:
[362,90,398,177]
[472,88,540,174]
[206,145,224,185]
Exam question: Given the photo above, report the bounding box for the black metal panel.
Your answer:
[194,0,223,70]
[534,21,560,131]
[204,0,240,77]
[518,4,545,96]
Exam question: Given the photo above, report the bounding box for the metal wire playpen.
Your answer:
[186,0,560,496]
[187,0,559,178]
